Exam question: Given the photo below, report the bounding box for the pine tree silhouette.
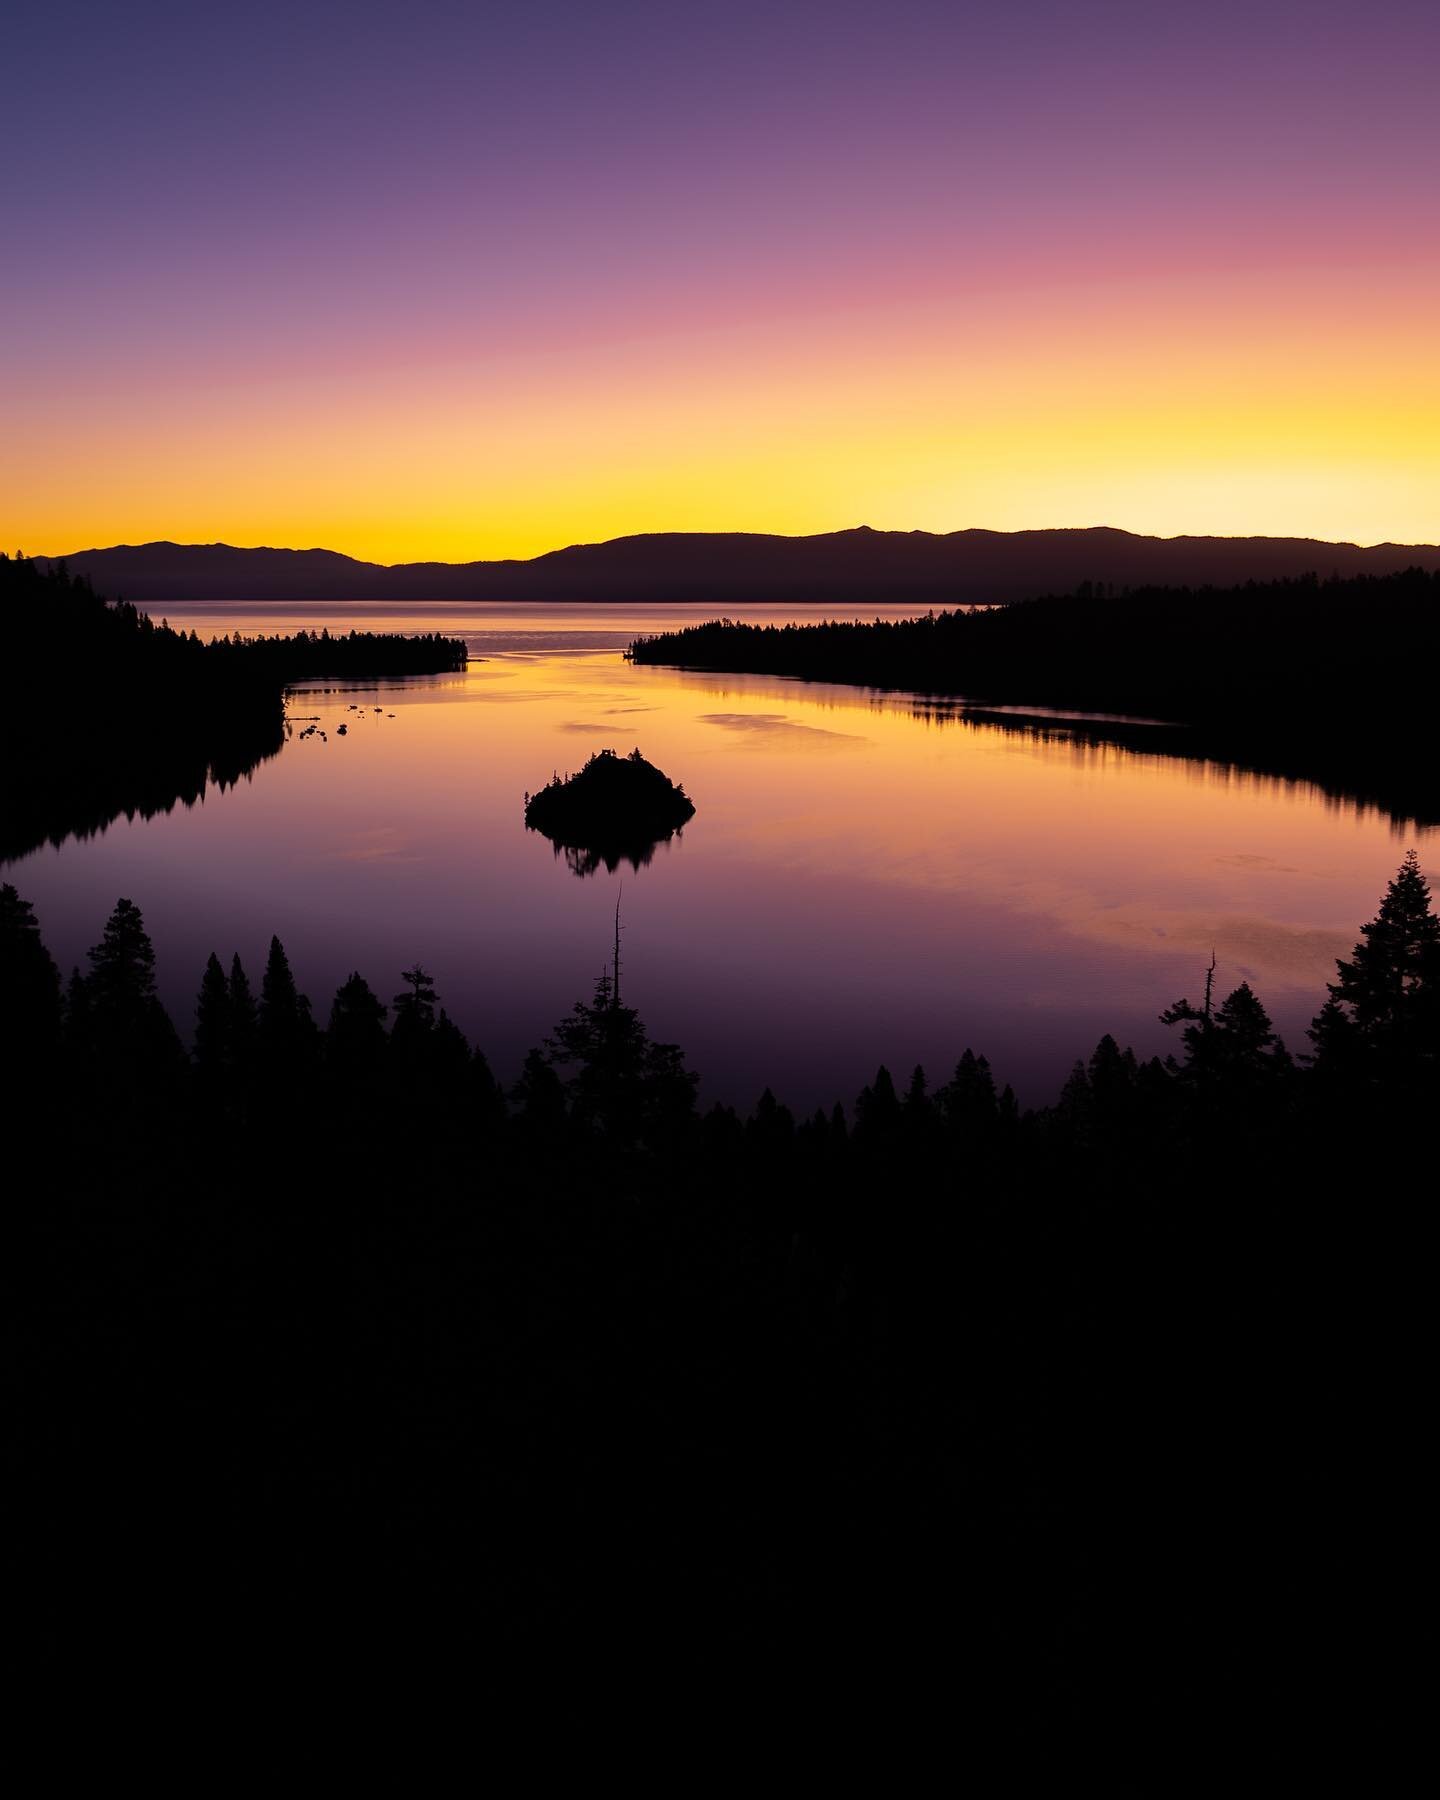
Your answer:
[258,934,315,1070]
[854,1065,900,1137]
[0,883,62,1070]
[393,965,439,1034]
[88,897,157,1009]
[746,1086,796,1154]
[1312,850,1440,1079]
[194,952,231,1074]
[327,972,389,1082]
[229,953,258,1072]
[512,1046,567,1139]
[1056,1059,1093,1140]
[76,897,182,1076]
[544,970,696,1148]
[1306,997,1362,1085]
[470,1047,507,1136]
[937,1048,1000,1138]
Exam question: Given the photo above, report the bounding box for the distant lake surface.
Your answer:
[10,601,1433,1109]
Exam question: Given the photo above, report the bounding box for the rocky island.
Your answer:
[524,748,695,876]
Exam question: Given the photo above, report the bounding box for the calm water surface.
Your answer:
[10,602,1432,1108]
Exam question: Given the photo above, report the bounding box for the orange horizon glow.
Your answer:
[6,4,1438,566]
[12,259,1439,564]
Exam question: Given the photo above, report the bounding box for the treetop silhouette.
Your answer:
[1310,848,1440,1084]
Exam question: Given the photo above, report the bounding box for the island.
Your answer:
[524,748,695,876]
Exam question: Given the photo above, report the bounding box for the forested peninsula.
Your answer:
[631,568,1440,824]
[0,553,466,860]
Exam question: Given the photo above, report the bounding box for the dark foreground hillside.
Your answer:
[4,855,1433,1753]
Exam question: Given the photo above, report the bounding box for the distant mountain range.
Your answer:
[34,526,1440,606]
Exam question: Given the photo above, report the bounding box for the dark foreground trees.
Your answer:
[1309,848,1440,1090]
[2,860,1432,1754]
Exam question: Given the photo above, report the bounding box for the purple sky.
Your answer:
[6,0,1438,559]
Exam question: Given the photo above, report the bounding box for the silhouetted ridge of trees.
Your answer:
[631,568,1440,823]
[198,623,469,680]
[0,552,466,859]
[4,857,1431,1744]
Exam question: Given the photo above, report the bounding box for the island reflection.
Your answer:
[13,601,1436,1113]
[549,834,680,878]
[524,747,695,880]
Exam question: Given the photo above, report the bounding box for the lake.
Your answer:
[8,601,1430,1110]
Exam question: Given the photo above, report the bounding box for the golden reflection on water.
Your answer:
[11,605,1434,1107]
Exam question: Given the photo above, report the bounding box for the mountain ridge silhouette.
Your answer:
[31,525,1440,604]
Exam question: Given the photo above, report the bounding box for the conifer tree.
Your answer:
[393,965,439,1035]
[854,1065,900,1136]
[1080,1033,1143,1144]
[391,966,441,1084]
[87,897,157,1010]
[1056,1059,1093,1131]
[78,897,182,1073]
[194,952,231,1073]
[259,935,315,1064]
[470,1048,507,1134]
[0,884,62,1067]
[1163,978,1291,1110]
[1212,983,1284,1068]
[261,936,311,1036]
[419,1006,475,1142]
[544,970,696,1146]
[512,1046,567,1135]
[1159,993,1212,1070]
[260,935,297,1024]
[700,1100,744,1160]
[64,967,91,1045]
[229,954,258,1066]
[746,1086,795,1151]
[1312,850,1440,1075]
[903,1064,930,1116]
[901,1064,939,1160]
[327,972,388,1080]
[431,1009,471,1082]
[1087,1033,1136,1095]
[1306,996,1362,1085]
[937,1048,1000,1138]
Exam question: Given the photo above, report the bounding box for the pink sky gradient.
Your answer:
[5,0,1438,560]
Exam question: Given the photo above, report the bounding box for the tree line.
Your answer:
[2,550,467,689]
[630,568,1440,824]
[11,851,1437,1140]
[3,855,1432,1744]
[0,552,466,858]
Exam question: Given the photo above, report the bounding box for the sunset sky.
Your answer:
[6,0,1438,563]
